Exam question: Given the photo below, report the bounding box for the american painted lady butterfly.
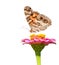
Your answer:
[24,6,51,32]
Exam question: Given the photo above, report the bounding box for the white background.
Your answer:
[0,0,59,65]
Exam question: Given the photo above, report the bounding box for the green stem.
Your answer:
[31,44,45,65]
[35,52,41,65]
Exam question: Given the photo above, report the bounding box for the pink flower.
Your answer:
[22,38,56,45]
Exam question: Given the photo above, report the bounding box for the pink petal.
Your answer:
[39,39,44,42]
[49,39,56,43]
[34,38,40,42]
[22,39,29,42]
[22,39,31,44]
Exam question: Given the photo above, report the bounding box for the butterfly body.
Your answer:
[24,6,51,32]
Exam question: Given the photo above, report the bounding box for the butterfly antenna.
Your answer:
[20,26,30,31]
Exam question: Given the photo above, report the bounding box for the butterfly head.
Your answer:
[24,6,33,16]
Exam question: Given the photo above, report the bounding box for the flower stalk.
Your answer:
[31,44,45,65]
[36,54,41,65]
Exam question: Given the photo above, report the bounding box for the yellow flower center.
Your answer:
[30,34,46,40]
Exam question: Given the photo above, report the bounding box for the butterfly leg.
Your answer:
[30,28,33,32]
[30,28,36,32]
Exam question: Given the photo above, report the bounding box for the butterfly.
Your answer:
[24,6,51,32]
